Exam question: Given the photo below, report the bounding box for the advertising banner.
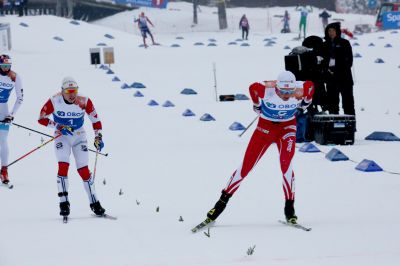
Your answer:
[115,0,168,9]
[382,11,400,30]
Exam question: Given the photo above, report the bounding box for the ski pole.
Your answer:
[238,116,258,137]
[92,149,99,182]
[7,134,62,168]
[12,122,108,157]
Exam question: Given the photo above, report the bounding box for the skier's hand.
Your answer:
[57,125,74,136]
[298,99,311,112]
[94,133,104,151]
[253,104,261,114]
[3,115,13,124]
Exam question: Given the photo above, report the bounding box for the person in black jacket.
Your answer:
[322,22,355,116]
[319,9,331,30]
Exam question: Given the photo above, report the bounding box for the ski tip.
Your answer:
[93,213,118,220]
[8,184,14,189]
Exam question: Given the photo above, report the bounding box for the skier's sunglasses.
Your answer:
[0,64,11,70]
[63,88,78,94]
[276,86,296,95]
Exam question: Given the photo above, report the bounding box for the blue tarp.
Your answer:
[325,148,349,161]
[229,122,245,131]
[299,143,320,153]
[131,82,146,88]
[133,91,144,97]
[181,88,197,95]
[200,113,215,121]
[162,100,175,107]
[148,100,159,106]
[182,109,195,116]
[365,131,400,141]
[355,159,383,172]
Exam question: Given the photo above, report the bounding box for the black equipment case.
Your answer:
[312,114,356,145]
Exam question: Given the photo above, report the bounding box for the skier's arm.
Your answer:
[298,80,315,110]
[85,98,102,135]
[249,82,267,106]
[146,17,154,27]
[9,72,23,117]
[38,99,57,128]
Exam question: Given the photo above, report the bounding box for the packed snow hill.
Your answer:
[0,2,399,266]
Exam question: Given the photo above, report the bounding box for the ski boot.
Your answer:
[284,199,298,224]
[90,201,105,216]
[1,166,9,184]
[207,191,232,221]
[59,201,70,217]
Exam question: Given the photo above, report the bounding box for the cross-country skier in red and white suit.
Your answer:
[38,77,106,218]
[205,71,314,225]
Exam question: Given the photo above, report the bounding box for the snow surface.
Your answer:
[1,2,400,266]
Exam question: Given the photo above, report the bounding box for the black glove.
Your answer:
[253,105,261,114]
[3,115,13,124]
[94,133,104,151]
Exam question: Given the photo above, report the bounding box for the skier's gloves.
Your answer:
[94,133,104,151]
[57,125,74,136]
[299,99,311,112]
[3,115,13,124]
[253,104,261,114]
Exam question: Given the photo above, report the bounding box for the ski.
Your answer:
[191,218,214,233]
[92,213,118,220]
[62,216,68,223]
[1,182,13,189]
[278,220,312,231]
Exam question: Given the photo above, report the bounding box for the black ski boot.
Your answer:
[207,191,232,221]
[90,201,105,216]
[284,199,298,224]
[59,201,70,217]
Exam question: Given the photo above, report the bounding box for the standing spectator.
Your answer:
[4,0,12,15]
[200,71,314,226]
[23,0,28,16]
[319,8,331,30]
[38,77,106,219]
[295,5,312,39]
[135,12,157,48]
[322,22,355,116]
[281,10,290,33]
[0,55,24,186]
[15,0,23,17]
[239,14,249,40]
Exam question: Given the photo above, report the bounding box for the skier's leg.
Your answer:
[148,30,156,44]
[73,134,105,215]
[141,30,148,47]
[54,136,71,216]
[207,128,273,221]
[0,129,10,183]
[276,123,297,223]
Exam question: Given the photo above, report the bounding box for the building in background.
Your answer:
[2,0,135,21]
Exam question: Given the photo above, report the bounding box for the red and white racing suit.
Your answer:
[223,81,314,200]
[38,93,102,204]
